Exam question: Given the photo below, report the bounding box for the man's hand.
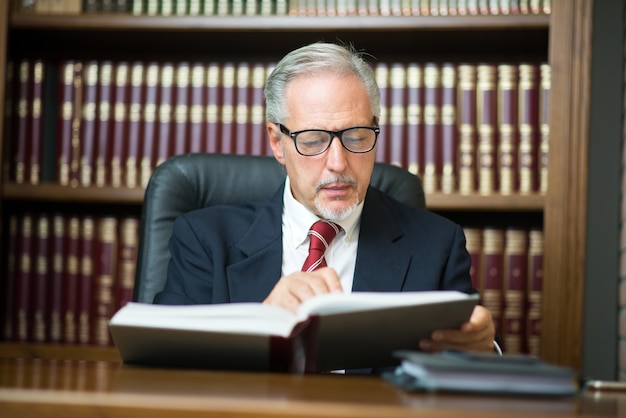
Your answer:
[419,305,496,352]
[263,267,343,313]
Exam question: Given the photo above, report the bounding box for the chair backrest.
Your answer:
[133,153,426,303]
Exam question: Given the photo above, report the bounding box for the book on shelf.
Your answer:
[388,62,407,169]
[235,61,251,156]
[109,290,479,373]
[126,61,144,189]
[481,227,504,338]
[405,62,422,177]
[173,62,190,156]
[502,228,528,353]
[249,62,268,156]
[440,63,457,194]
[497,64,519,195]
[204,61,221,154]
[32,214,51,343]
[188,62,206,154]
[476,64,498,196]
[80,60,99,187]
[110,61,130,188]
[2,215,18,341]
[78,216,96,345]
[140,62,159,189]
[374,62,389,165]
[95,61,113,187]
[457,64,477,195]
[526,228,543,356]
[117,217,139,309]
[49,214,66,343]
[219,62,236,154]
[94,217,119,346]
[29,60,45,185]
[539,63,550,195]
[155,62,175,167]
[518,63,540,194]
[14,214,34,342]
[14,59,31,185]
[422,63,441,194]
[63,215,81,344]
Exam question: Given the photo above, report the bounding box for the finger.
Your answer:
[308,267,343,294]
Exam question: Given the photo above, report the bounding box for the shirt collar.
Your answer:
[283,177,363,248]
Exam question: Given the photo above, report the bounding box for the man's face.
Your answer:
[267,73,377,220]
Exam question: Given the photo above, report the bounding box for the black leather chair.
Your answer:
[133,153,426,303]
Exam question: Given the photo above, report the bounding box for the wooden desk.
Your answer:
[0,357,623,418]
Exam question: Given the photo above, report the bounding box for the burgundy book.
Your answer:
[518,63,539,194]
[140,62,159,188]
[405,62,423,177]
[155,62,175,167]
[476,64,497,195]
[14,59,31,185]
[457,64,477,195]
[440,63,457,194]
[423,63,441,194]
[173,62,190,156]
[388,63,407,169]
[95,61,113,187]
[539,63,550,195]
[2,60,15,182]
[497,64,519,195]
[480,227,504,338]
[2,215,18,341]
[374,62,390,164]
[188,62,206,154]
[204,61,221,154]
[249,62,267,156]
[219,62,236,154]
[69,62,84,188]
[126,61,145,189]
[110,61,130,188]
[32,213,51,343]
[63,216,81,344]
[116,217,139,309]
[93,217,118,346]
[235,61,251,155]
[502,228,528,354]
[14,214,34,342]
[29,60,45,185]
[78,216,96,345]
[49,214,66,344]
[463,227,483,295]
[526,228,543,356]
[79,61,99,187]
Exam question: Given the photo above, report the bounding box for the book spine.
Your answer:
[440,63,457,194]
[249,62,267,156]
[374,63,390,164]
[2,60,15,183]
[188,62,206,154]
[423,63,441,194]
[80,61,99,187]
[388,63,407,169]
[94,217,118,346]
[32,214,51,343]
[140,62,159,188]
[173,62,190,155]
[220,62,236,154]
[406,62,423,177]
[539,63,550,195]
[156,62,175,167]
[476,64,497,195]
[64,216,80,344]
[49,214,66,344]
[463,227,483,295]
[15,214,34,342]
[481,227,504,338]
[29,60,45,185]
[126,62,145,189]
[235,61,251,155]
[502,228,528,353]
[497,64,519,195]
[526,228,543,356]
[117,217,139,308]
[111,62,129,188]
[69,62,84,188]
[14,59,31,185]
[518,63,539,194]
[3,215,18,341]
[457,64,477,195]
[78,216,96,345]
[204,62,221,154]
[95,61,113,187]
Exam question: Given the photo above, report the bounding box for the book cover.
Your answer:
[235,61,251,155]
[29,60,45,185]
[463,227,483,295]
[56,60,74,185]
[94,217,118,346]
[497,64,519,195]
[109,291,478,373]
[423,63,441,194]
[69,62,84,188]
[526,228,543,356]
[78,216,96,345]
[518,63,539,194]
[502,228,528,354]
[476,64,497,195]
[49,213,66,343]
[14,59,31,185]
[95,61,113,187]
[111,61,130,188]
[457,64,477,195]
[440,63,457,194]
[173,62,191,156]
[204,61,221,154]
[188,62,206,154]
[155,62,175,167]
[126,61,145,189]
[32,214,51,343]
[219,62,236,154]
[249,62,267,156]
[481,227,504,338]
[539,63,550,195]
[116,216,139,309]
[79,60,99,187]
[140,62,159,188]
[15,214,34,342]
[405,62,423,177]
[388,62,407,169]
[63,216,81,344]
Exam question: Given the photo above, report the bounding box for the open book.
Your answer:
[109,291,479,373]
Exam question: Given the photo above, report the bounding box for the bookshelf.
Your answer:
[0,0,593,370]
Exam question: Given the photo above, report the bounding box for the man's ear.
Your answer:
[267,123,286,165]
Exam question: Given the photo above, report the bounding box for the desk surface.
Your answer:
[0,357,623,418]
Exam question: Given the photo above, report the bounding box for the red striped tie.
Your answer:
[301,221,341,273]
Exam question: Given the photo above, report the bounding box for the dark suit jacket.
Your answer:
[155,183,475,304]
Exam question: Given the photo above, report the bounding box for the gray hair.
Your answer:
[264,42,380,124]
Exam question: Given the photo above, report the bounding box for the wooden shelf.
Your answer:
[0,342,121,362]
[426,193,545,211]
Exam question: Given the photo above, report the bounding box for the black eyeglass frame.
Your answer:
[276,123,380,156]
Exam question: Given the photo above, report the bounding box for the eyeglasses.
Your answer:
[277,123,379,156]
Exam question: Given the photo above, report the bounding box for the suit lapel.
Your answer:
[353,187,412,292]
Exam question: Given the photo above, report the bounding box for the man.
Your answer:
[155,42,497,361]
